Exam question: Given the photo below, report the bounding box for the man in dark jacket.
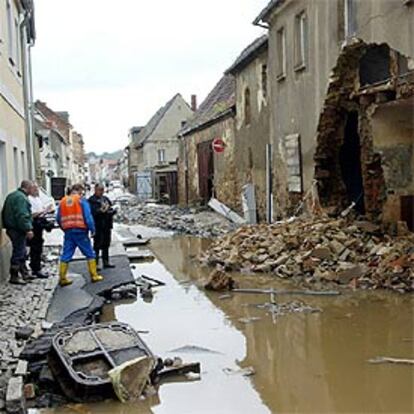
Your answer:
[88,184,116,269]
[1,180,35,285]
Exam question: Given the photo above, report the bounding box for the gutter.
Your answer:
[20,11,35,180]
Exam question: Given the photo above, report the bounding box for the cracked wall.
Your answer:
[314,40,414,227]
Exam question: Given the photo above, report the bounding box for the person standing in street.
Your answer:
[28,183,53,279]
[1,180,34,285]
[56,184,103,287]
[88,184,116,269]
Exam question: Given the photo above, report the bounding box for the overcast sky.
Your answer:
[33,0,268,154]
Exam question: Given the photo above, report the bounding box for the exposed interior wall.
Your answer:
[371,99,414,225]
[314,39,414,229]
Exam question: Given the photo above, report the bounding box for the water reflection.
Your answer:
[151,237,414,414]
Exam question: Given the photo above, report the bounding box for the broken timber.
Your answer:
[368,357,414,365]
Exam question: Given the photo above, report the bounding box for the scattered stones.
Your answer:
[15,327,34,341]
[0,246,59,411]
[204,270,237,291]
[23,383,35,400]
[201,217,414,293]
[14,361,28,377]
[5,376,24,413]
[116,201,234,238]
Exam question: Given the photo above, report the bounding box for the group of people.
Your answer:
[1,181,116,287]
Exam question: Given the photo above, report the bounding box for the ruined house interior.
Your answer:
[314,40,414,231]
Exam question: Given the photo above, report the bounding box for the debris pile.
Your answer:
[204,270,237,291]
[116,202,234,238]
[201,217,414,293]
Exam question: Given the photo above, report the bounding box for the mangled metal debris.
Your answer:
[49,322,156,402]
[44,322,201,404]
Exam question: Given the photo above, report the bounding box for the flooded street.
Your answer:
[48,236,413,414]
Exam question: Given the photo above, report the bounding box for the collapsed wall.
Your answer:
[314,39,414,230]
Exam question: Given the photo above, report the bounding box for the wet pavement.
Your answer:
[44,236,413,414]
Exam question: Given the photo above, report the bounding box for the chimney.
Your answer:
[191,95,197,112]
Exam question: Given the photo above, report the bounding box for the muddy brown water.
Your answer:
[44,236,413,414]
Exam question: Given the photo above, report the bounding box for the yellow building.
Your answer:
[0,0,35,282]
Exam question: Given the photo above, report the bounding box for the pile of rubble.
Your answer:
[116,202,234,238]
[201,217,414,293]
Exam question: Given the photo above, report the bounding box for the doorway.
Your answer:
[197,140,214,204]
[339,111,365,213]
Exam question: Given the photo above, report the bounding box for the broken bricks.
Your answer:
[201,217,414,293]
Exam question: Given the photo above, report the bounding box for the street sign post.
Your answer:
[212,138,225,153]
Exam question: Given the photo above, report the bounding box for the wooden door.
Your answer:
[197,140,214,204]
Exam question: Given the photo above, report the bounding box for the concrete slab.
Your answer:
[127,249,154,261]
[69,255,134,298]
[122,238,151,247]
[46,274,94,324]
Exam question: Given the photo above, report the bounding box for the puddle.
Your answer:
[45,236,413,413]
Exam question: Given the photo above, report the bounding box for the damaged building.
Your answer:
[178,36,270,220]
[254,0,414,230]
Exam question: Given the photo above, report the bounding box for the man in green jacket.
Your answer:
[1,180,35,285]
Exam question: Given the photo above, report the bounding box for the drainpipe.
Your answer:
[20,7,35,180]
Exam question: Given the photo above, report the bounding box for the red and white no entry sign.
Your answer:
[212,138,226,153]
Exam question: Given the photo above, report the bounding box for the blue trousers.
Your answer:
[6,229,27,267]
[61,229,96,263]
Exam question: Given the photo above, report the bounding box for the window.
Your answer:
[13,147,19,186]
[261,64,268,98]
[294,11,308,70]
[7,1,20,68]
[7,1,15,63]
[276,27,286,80]
[244,88,251,125]
[21,150,26,179]
[284,134,303,193]
[0,141,8,202]
[345,0,357,39]
[14,18,21,73]
[158,149,166,163]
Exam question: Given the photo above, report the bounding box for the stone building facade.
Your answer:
[226,35,270,221]
[179,38,270,221]
[178,75,239,211]
[255,0,414,230]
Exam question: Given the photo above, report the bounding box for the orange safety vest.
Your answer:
[59,194,87,230]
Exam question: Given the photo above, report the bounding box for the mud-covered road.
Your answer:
[44,235,413,414]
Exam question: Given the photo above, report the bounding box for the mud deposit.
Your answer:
[44,237,413,413]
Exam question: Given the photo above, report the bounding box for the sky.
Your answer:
[33,0,268,154]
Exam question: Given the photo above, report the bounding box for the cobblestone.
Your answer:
[0,247,58,410]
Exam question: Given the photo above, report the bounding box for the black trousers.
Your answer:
[6,229,27,268]
[28,226,44,272]
[94,228,112,263]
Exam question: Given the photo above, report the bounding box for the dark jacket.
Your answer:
[88,195,115,232]
[1,189,33,233]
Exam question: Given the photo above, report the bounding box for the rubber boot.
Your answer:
[59,262,72,287]
[88,259,104,283]
[9,265,27,285]
[20,263,36,282]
